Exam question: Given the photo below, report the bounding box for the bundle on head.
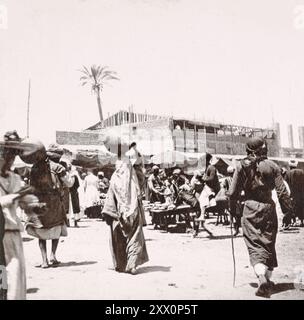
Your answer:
[19,138,47,164]
[0,130,23,157]
[246,137,267,157]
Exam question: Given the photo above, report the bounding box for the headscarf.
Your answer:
[0,130,23,158]
[109,158,140,220]
[227,166,235,174]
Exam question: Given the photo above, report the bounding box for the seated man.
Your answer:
[170,168,190,202]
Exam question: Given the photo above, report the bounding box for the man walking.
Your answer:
[227,137,293,298]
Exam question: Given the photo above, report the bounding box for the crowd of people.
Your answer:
[0,130,303,299]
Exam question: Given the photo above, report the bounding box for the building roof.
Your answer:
[86,110,275,133]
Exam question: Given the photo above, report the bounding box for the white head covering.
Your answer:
[227,166,235,174]
[125,147,143,166]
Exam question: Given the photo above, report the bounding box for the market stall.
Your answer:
[148,204,198,232]
[150,150,206,175]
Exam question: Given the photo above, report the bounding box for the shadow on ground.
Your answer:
[137,266,171,274]
[210,234,243,240]
[56,261,98,268]
[270,283,295,295]
[27,288,39,294]
[250,282,296,296]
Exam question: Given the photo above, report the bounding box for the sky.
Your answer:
[1,0,304,147]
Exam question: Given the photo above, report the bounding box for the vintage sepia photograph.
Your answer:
[1,0,304,304]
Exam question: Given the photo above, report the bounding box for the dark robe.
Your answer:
[204,165,220,194]
[228,156,292,269]
[147,174,164,203]
[285,168,304,221]
[70,175,80,214]
[30,160,67,228]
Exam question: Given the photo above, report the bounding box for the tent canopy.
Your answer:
[56,144,117,168]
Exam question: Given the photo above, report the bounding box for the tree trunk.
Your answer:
[96,89,103,125]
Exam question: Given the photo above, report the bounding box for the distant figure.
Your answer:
[83,170,100,214]
[285,160,304,227]
[147,165,164,203]
[77,172,87,216]
[190,170,204,196]
[69,165,81,227]
[198,153,220,219]
[97,171,109,194]
[224,166,242,234]
[59,158,72,226]
[227,137,293,298]
[170,168,189,202]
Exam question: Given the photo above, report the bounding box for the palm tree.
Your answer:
[79,65,119,125]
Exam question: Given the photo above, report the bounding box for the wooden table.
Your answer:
[149,204,199,232]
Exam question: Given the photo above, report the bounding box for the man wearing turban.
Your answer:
[227,137,293,298]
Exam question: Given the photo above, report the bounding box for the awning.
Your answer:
[150,150,206,169]
[57,144,117,168]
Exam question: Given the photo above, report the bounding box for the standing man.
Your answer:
[97,171,110,194]
[227,137,293,298]
[21,139,75,268]
[198,153,220,219]
[69,164,81,227]
[147,165,164,203]
[285,160,304,227]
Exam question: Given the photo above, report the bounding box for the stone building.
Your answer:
[57,110,280,157]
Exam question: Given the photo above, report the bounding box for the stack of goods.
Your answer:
[142,200,153,211]
[149,202,176,211]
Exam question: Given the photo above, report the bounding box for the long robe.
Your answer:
[285,168,304,221]
[102,160,149,272]
[0,172,26,300]
[228,156,292,270]
[27,160,73,240]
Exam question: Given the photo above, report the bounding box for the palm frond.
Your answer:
[101,70,119,80]
[81,66,91,76]
[105,75,120,81]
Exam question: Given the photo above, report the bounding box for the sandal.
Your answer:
[126,268,137,275]
[50,259,61,267]
[35,263,49,269]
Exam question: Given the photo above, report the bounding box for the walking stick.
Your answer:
[228,209,236,287]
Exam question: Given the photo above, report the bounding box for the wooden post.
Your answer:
[26,79,31,138]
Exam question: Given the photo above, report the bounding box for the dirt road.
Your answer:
[23,214,304,300]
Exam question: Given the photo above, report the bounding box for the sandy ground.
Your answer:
[22,213,304,300]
